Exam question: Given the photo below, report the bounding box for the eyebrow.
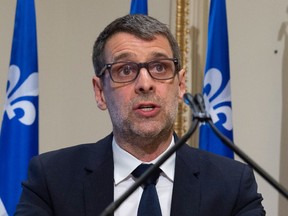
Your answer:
[112,52,171,63]
[150,52,170,59]
[112,53,136,62]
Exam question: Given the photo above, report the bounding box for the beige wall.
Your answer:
[0,0,287,215]
[227,1,288,215]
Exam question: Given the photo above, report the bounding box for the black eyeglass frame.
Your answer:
[97,58,180,83]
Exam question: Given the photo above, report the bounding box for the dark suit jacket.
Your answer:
[15,133,265,216]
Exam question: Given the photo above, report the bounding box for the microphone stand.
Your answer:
[100,92,288,216]
[192,93,288,200]
[99,94,202,216]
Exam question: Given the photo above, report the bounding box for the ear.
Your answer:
[92,75,107,110]
[177,68,187,100]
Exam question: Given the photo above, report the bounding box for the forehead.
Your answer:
[104,32,173,62]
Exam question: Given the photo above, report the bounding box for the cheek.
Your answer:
[105,89,131,112]
[160,86,179,111]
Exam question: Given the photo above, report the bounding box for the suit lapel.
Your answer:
[83,134,115,216]
[170,144,201,216]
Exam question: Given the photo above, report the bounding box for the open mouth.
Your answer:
[139,105,155,111]
[133,102,161,116]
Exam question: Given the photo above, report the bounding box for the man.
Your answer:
[15,14,265,216]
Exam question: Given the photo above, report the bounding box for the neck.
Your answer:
[114,130,174,162]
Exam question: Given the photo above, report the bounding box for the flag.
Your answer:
[130,0,148,15]
[0,0,38,215]
[199,0,234,158]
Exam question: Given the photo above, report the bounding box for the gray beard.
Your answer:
[108,94,178,146]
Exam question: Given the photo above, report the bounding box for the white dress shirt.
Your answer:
[112,137,176,216]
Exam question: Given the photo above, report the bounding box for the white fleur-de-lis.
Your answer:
[3,65,38,126]
[203,68,233,131]
[0,198,8,216]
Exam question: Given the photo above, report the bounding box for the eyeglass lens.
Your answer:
[109,59,176,83]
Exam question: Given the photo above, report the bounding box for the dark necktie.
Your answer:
[132,164,162,216]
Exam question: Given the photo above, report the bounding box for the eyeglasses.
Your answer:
[97,58,179,83]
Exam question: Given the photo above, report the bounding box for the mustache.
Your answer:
[129,94,163,106]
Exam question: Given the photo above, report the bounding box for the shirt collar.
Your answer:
[113,136,176,185]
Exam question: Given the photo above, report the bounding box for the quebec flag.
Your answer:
[130,0,148,15]
[199,0,234,158]
[0,0,38,215]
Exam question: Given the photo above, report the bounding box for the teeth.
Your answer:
[140,106,153,111]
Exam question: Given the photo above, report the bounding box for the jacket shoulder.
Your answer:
[32,133,113,170]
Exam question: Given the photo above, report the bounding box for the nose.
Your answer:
[134,67,155,94]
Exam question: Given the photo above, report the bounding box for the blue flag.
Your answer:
[0,0,38,215]
[199,0,234,158]
[130,0,148,15]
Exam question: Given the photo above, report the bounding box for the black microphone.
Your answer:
[99,94,201,216]
[193,93,288,200]
[183,92,198,113]
[184,93,211,122]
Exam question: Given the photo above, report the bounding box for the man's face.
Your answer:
[93,32,186,140]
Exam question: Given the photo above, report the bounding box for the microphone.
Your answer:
[183,92,198,113]
[191,93,288,200]
[99,94,201,216]
[184,93,211,122]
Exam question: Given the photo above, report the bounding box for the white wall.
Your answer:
[0,0,287,215]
